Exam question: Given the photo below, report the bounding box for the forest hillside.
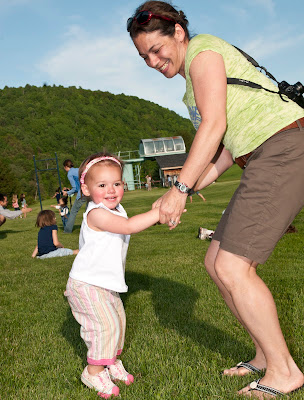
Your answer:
[0,85,195,200]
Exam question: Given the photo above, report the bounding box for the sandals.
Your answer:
[223,360,262,376]
[246,379,304,398]
[248,379,284,397]
[236,361,262,374]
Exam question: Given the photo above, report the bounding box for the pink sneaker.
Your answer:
[108,360,134,385]
[81,366,119,398]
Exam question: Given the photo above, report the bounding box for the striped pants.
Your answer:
[65,277,126,365]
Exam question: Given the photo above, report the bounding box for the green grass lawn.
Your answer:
[1,165,304,399]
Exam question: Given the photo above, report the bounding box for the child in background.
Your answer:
[52,187,62,204]
[51,196,70,228]
[64,152,160,398]
[12,194,22,218]
[20,193,28,218]
[32,210,78,259]
[12,194,20,210]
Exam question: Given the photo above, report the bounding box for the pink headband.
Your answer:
[80,156,121,184]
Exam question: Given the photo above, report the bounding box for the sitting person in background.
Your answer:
[51,196,70,228]
[0,193,32,227]
[32,210,78,259]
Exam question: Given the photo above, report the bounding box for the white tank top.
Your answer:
[69,201,130,293]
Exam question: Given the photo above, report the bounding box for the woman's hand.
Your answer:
[153,187,187,229]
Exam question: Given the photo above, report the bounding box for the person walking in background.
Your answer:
[167,175,172,187]
[32,210,78,259]
[65,152,160,398]
[128,1,304,397]
[0,193,32,227]
[62,159,86,233]
[145,174,152,190]
[188,189,206,204]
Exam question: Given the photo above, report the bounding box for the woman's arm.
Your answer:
[52,230,64,248]
[32,244,38,258]
[158,50,228,226]
[193,144,233,191]
[87,207,159,235]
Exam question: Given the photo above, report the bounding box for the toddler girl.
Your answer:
[64,152,159,398]
[32,210,78,259]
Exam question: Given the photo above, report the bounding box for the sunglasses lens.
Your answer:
[136,11,151,24]
[127,17,133,31]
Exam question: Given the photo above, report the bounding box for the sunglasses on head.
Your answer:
[127,10,175,32]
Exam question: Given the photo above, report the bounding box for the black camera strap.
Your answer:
[227,46,288,102]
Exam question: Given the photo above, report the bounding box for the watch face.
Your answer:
[175,181,189,193]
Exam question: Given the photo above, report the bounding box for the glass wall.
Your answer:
[139,136,185,157]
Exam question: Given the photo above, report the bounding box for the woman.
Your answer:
[127,1,304,398]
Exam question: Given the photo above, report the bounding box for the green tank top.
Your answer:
[183,34,304,159]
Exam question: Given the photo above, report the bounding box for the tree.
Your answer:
[0,158,20,198]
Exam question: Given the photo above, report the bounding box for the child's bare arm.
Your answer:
[87,207,159,235]
[52,230,64,248]
[32,245,38,258]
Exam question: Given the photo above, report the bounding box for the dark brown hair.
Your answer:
[63,159,74,168]
[59,195,68,206]
[128,1,190,40]
[35,210,57,228]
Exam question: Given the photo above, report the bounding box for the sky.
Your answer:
[1,0,304,118]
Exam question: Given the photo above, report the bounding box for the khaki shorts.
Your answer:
[213,126,304,264]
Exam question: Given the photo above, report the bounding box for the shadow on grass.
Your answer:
[61,272,251,366]
[125,271,251,358]
[0,229,25,239]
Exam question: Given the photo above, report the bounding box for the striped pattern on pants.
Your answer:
[65,277,126,365]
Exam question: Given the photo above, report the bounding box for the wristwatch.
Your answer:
[174,180,191,194]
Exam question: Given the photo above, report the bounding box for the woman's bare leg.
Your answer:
[214,248,304,397]
[205,240,266,375]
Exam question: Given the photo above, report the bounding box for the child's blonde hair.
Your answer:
[79,151,124,190]
[35,210,56,228]
[12,194,18,201]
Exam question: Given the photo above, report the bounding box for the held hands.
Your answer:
[152,187,187,230]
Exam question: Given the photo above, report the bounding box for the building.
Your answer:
[119,136,187,189]
[155,153,188,187]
